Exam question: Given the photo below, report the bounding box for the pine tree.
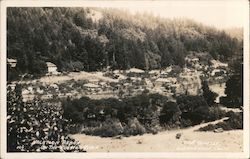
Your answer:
[201,80,218,106]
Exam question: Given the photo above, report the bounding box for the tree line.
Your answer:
[7,7,242,77]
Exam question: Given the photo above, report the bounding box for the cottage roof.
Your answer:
[83,83,99,88]
[156,77,177,83]
[149,70,160,74]
[7,58,17,63]
[155,78,171,83]
[127,68,145,73]
[89,79,99,82]
[46,62,57,67]
[211,60,228,68]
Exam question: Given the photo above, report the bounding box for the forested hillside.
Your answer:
[7,7,243,75]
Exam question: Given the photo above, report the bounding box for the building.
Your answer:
[7,58,17,68]
[46,62,58,75]
[88,79,99,84]
[155,77,177,88]
[127,68,145,73]
[211,60,228,68]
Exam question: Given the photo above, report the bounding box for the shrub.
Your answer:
[180,119,192,128]
[199,112,243,131]
[199,124,217,131]
[177,95,210,125]
[160,102,182,127]
[227,112,243,129]
[123,118,146,136]
[83,118,124,137]
[216,122,233,130]
[199,121,232,131]
[219,96,242,108]
[225,110,235,117]
[207,105,226,121]
[63,93,229,137]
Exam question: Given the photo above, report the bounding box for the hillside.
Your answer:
[71,119,243,152]
[225,27,243,41]
[7,7,243,78]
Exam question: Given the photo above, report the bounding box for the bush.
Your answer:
[199,121,232,131]
[63,93,231,137]
[177,95,210,125]
[160,102,182,127]
[207,105,226,121]
[227,112,243,129]
[199,112,243,131]
[198,124,216,131]
[180,119,192,128]
[225,110,235,117]
[123,118,146,136]
[83,118,124,137]
[219,96,242,108]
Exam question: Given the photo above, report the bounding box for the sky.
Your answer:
[82,0,247,29]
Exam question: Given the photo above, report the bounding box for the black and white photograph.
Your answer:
[0,0,249,158]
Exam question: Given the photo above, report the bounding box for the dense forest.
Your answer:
[7,7,243,75]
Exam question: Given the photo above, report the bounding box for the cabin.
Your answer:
[46,62,58,75]
[88,79,99,84]
[155,77,177,88]
[7,58,17,68]
[211,60,228,68]
[126,68,145,77]
[149,70,160,77]
[83,83,100,91]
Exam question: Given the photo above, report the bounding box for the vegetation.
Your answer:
[201,80,218,106]
[198,111,243,131]
[7,64,19,82]
[7,7,242,79]
[220,56,243,108]
[176,95,210,125]
[7,85,85,152]
[63,93,226,137]
[7,7,243,146]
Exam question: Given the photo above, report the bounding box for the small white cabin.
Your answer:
[126,68,145,74]
[46,62,58,75]
[7,58,17,68]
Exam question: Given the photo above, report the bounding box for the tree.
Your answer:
[7,7,242,75]
[7,85,85,152]
[177,95,210,125]
[7,64,19,82]
[160,102,181,127]
[222,57,243,108]
[201,80,218,106]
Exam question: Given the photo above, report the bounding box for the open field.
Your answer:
[71,118,243,152]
